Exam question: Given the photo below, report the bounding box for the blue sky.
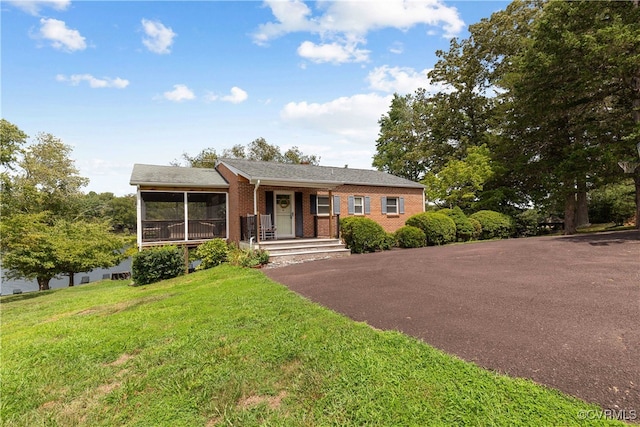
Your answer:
[2,0,508,196]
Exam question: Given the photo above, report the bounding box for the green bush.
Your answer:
[469,210,515,240]
[439,207,474,241]
[194,238,229,270]
[468,217,482,239]
[405,212,456,246]
[515,209,544,237]
[588,180,635,225]
[394,225,426,248]
[227,245,270,268]
[340,216,389,253]
[132,245,185,285]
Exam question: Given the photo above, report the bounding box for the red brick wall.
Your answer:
[316,185,425,236]
[214,163,424,241]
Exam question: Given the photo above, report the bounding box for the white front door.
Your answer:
[274,192,294,238]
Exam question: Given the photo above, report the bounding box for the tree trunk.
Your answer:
[563,191,577,235]
[37,277,51,291]
[68,272,75,287]
[576,178,589,227]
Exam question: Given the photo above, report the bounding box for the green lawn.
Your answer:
[0,266,624,426]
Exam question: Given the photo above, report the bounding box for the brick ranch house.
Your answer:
[130,158,425,256]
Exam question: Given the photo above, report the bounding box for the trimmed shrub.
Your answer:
[405,212,456,246]
[132,245,184,285]
[439,207,474,241]
[194,238,229,270]
[395,225,426,248]
[340,216,389,254]
[468,217,482,240]
[469,210,515,240]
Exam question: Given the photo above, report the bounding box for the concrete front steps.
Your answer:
[258,238,350,264]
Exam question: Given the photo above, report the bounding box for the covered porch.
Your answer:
[137,190,228,248]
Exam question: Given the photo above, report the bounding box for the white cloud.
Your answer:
[280,93,393,142]
[221,87,248,104]
[141,19,176,54]
[253,0,315,45]
[254,0,465,49]
[297,40,369,64]
[206,87,249,104]
[38,18,86,52]
[7,0,70,16]
[56,74,129,89]
[389,42,404,54]
[367,65,446,94]
[163,84,195,102]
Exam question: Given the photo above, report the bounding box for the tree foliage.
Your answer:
[1,213,131,290]
[178,138,320,168]
[373,0,640,232]
[5,132,88,218]
[1,122,133,290]
[423,145,494,209]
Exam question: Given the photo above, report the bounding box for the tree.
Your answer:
[52,218,133,286]
[500,0,639,233]
[422,145,494,209]
[0,213,131,290]
[174,147,218,168]
[1,119,28,215]
[9,132,88,218]
[282,146,320,165]
[246,137,282,162]
[179,138,320,167]
[77,192,137,232]
[373,93,432,181]
[1,119,27,168]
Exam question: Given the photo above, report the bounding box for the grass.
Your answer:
[0,266,625,426]
[576,222,635,233]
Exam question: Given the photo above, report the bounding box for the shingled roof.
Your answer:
[217,158,424,189]
[130,164,229,188]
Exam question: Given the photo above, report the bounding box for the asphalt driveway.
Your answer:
[265,230,640,417]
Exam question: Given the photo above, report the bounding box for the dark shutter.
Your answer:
[364,196,371,214]
[333,195,341,215]
[265,191,274,218]
[295,192,303,237]
[348,196,355,215]
[310,194,317,215]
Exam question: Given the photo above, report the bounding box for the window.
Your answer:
[317,196,330,215]
[386,197,398,214]
[381,196,404,215]
[353,196,364,215]
[348,195,370,215]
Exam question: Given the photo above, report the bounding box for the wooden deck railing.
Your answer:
[141,219,226,242]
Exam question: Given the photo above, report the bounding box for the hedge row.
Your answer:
[340,209,518,254]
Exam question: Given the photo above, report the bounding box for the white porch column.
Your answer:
[184,192,189,241]
[136,187,142,250]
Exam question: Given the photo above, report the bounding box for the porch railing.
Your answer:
[141,219,225,242]
[240,215,257,242]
